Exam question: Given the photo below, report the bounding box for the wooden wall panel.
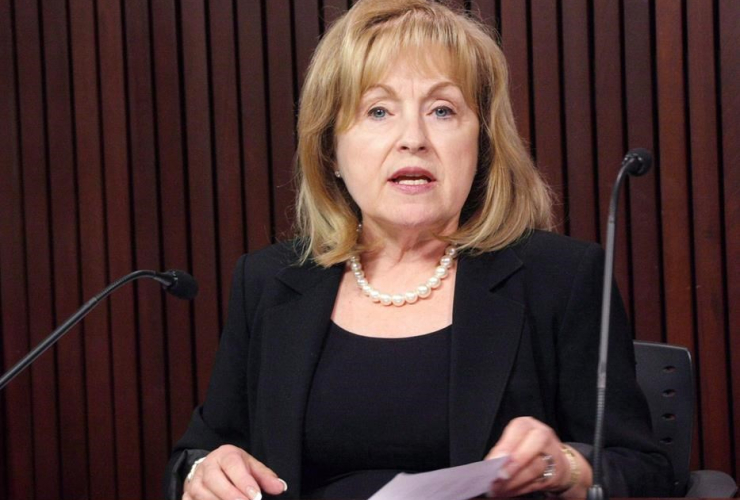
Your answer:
[593,0,632,311]
[41,0,90,496]
[561,0,597,244]
[69,0,117,497]
[237,0,273,250]
[97,0,144,497]
[1,1,738,498]
[0,1,37,498]
[686,0,731,473]
[719,0,740,483]
[530,0,565,231]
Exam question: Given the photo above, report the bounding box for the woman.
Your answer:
[165,1,672,499]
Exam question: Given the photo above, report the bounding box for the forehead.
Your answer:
[361,46,457,94]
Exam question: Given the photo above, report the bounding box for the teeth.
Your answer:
[397,179,429,185]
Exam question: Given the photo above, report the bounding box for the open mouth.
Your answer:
[392,174,432,186]
[389,168,435,186]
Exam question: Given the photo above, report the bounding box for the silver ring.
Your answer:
[540,453,556,481]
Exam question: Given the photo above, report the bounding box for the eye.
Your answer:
[433,106,455,118]
[368,107,388,119]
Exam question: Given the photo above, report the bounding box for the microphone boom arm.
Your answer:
[0,270,189,391]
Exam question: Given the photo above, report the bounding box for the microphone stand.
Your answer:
[587,149,652,500]
[0,270,187,391]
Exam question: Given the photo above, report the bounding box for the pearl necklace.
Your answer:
[349,246,458,306]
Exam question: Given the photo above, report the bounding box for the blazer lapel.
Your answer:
[449,248,526,466]
[255,262,343,496]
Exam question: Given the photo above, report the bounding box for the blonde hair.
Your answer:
[295,0,552,267]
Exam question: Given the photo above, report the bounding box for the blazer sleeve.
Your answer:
[163,254,253,500]
[555,243,673,497]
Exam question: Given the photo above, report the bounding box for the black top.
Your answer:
[164,231,673,500]
[301,322,451,498]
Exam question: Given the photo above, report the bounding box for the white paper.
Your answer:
[368,456,509,500]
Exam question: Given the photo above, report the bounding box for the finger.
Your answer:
[485,416,537,460]
[217,452,264,500]
[197,459,258,500]
[246,455,288,495]
[506,424,552,476]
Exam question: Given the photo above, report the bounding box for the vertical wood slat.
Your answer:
[622,0,663,344]
[237,0,272,251]
[654,2,695,350]
[719,0,740,483]
[150,0,195,448]
[69,0,117,497]
[40,0,90,497]
[499,0,531,146]
[210,0,245,321]
[97,0,144,496]
[592,0,632,312]
[123,0,170,496]
[654,0,701,469]
[561,0,598,243]
[0,0,36,497]
[686,0,732,473]
[266,0,297,237]
[180,0,220,403]
[293,0,321,89]
[530,0,565,231]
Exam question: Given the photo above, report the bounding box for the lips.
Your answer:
[389,167,436,185]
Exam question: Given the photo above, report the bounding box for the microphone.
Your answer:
[587,149,653,500]
[0,269,198,391]
[152,270,199,300]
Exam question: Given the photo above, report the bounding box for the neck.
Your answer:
[358,221,457,266]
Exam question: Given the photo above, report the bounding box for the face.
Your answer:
[335,55,480,239]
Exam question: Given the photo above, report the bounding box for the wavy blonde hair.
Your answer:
[295,0,552,267]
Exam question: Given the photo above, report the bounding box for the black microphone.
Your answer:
[0,269,198,391]
[587,149,653,500]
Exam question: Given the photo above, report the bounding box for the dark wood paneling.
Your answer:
[530,0,564,231]
[97,0,144,496]
[0,0,36,498]
[499,0,531,145]
[593,0,632,311]
[265,0,297,237]
[237,0,273,251]
[719,0,740,483]
[180,0,221,403]
[69,0,117,497]
[686,0,731,473]
[41,0,90,496]
[623,0,662,343]
[561,0,597,243]
[123,0,170,496]
[2,2,739,498]
[210,0,246,321]
[151,0,195,450]
[655,1,695,350]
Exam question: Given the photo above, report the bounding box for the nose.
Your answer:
[398,114,428,153]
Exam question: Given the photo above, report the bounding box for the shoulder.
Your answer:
[512,229,600,264]
[508,230,604,281]
[488,230,606,309]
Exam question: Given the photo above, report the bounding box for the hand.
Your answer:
[183,445,288,500]
[484,417,592,497]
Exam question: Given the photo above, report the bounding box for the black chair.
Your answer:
[633,340,738,497]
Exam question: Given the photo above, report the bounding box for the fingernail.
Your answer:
[498,468,510,480]
[490,452,508,459]
[246,486,262,500]
[278,478,288,492]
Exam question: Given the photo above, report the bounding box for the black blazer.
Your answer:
[164,231,673,499]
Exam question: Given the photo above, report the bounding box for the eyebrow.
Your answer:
[362,81,460,100]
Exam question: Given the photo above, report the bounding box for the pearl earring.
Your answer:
[334,171,341,178]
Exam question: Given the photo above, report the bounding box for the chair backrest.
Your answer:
[633,340,694,496]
